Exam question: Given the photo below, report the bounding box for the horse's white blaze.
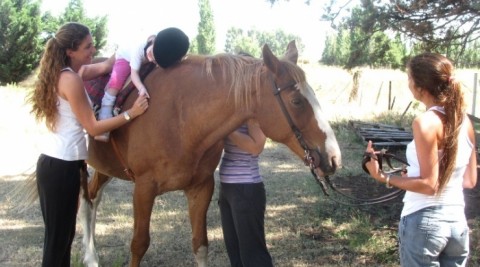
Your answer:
[300,84,342,165]
[195,245,208,267]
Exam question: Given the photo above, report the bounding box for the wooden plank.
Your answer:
[349,120,413,150]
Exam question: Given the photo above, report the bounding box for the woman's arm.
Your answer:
[365,113,441,195]
[463,119,478,188]
[228,119,266,156]
[58,71,148,136]
[78,54,115,81]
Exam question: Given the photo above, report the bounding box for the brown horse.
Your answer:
[79,41,342,267]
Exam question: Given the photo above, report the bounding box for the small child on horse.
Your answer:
[95,27,190,142]
[95,34,156,141]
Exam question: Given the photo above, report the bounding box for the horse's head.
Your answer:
[257,41,341,176]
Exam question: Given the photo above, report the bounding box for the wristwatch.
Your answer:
[123,111,131,121]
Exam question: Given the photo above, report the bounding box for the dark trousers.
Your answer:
[218,182,273,267]
[36,154,82,267]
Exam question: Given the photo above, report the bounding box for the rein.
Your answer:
[318,151,408,206]
[270,77,406,206]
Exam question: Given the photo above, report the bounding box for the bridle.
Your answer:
[271,78,322,171]
[270,77,406,206]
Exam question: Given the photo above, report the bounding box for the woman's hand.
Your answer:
[128,94,149,118]
[365,141,384,182]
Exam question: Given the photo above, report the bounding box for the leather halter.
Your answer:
[271,78,321,170]
[270,76,407,206]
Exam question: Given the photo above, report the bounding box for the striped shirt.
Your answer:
[219,124,262,184]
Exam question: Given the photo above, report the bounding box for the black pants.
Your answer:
[218,182,273,267]
[36,154,82,267]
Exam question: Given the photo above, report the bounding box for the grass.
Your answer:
[1,65,479,266]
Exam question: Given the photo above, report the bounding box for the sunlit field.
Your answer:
[1,64,479,266]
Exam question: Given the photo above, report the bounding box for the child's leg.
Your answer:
[95,59,130,142]
[98,59,130,120]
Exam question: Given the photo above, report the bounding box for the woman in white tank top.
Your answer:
[27,22,149,267]
[364,53,477,267]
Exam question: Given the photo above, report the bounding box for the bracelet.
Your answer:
[123,111,131,121]
[385,174,393,188]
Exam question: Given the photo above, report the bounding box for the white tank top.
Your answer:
[41,68,91,161]
[401,106,473,217]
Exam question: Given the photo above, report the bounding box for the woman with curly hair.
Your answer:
[27,22,149,267]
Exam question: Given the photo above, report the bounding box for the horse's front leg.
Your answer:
[185,177,215,267]
[78,170,111,267]
[129,180,156,267]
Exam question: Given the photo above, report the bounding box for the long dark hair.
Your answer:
[27,22,90,131]
[407,52,465,192]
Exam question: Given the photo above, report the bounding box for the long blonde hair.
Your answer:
[27,22,90,131]
[407,53,465,192]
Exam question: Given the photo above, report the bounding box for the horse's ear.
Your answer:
[262,43,280,75]
[284,40,298,64]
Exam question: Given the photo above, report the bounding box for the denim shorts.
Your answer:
[399,205,469,267]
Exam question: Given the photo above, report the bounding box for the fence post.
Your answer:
[388,81,392,110]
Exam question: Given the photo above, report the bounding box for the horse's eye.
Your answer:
[291,98,303,107]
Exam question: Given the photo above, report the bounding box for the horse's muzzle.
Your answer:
[304,149,338,176]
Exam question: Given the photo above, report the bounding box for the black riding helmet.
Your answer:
[153,27,190,68]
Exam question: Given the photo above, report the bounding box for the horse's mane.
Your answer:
[185,53,306,109]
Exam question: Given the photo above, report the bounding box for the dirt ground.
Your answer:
[332,165,480,222]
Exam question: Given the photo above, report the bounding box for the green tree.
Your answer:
[41,0,108,55]
[386,34,407,69]
[195,0,216,54]
[324,0,479,62]
[322,27,351,66]
[224,28,261,56]
[0,0,43,84]
[224,27,303,57]
[321,3,407,69]
[272,0,480,65]
[321,34,336,65]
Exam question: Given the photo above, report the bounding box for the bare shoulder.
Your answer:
[57,70,84,99]
[58,69,82,84]
[415,110,442,128]
[412,111,443,140]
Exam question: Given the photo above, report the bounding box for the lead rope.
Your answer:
[311,151,407,206]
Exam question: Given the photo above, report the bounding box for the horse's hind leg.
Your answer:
[185,177,215,267]
[78,170,111,267]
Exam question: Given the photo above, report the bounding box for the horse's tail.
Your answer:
[80,162,92,207]
[9,163,92,212]
[9,170,39,213]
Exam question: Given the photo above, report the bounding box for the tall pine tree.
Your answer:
[196,0,216,55]
[0,0,43,84]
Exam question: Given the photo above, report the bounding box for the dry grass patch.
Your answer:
[1,65,479,266]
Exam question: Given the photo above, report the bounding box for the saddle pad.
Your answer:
[84,62,156,117]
